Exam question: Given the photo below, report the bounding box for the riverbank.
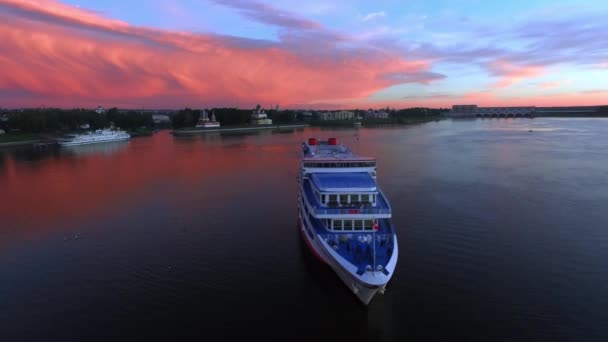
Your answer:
[363,117,444,126]
[308,116,444,128]
[172,123,309,135]
[0,134,44,147]
[128,128,156,137]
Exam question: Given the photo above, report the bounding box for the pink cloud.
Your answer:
[538,80,564,89]
[487,60,543,88]
[0,0,438,108]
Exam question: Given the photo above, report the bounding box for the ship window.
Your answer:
[354,220,363,230]
[350,194,359,203]
[329,194,337,203]
[321,194,326,204]
[364,220,373,230]
[361,194,370,202]
[372,194,376,204]
[333,221,342,231]
[343,220,353,230]
[339,195,348,204]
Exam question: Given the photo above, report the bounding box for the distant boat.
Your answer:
[57,129,130,146]
[298,137,398,305]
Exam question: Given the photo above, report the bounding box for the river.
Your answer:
[1,118,607,341]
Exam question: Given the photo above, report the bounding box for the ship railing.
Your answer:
[313,207,391,215]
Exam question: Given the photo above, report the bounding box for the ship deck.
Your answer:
[302,182,395,274]
[304,210,395,275]
[302,179,391,216]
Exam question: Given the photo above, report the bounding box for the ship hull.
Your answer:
[298,211,383,305]
[58,136,130,146]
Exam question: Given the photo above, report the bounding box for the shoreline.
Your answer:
[0,139,42,147]
[172,123,309,135]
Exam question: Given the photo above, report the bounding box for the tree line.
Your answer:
[3,108,154,133]
[1,106,448,133]
[170,107,298,129]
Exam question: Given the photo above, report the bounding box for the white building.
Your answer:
[447,105,535,117]
[95,106,107,114]
[152,114,171,124]
[252,104,272,125]
[315,111,355,121]
[299,111,314,121]
[364,110,390,119]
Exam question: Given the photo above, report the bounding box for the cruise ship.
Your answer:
[57,129,130,146]
[298,137,398,305]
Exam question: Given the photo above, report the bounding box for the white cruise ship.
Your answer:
[298,137,398,305]
[57,129,130,146]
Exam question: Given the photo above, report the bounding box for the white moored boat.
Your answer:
[57,129,130,146]
[298,137,398,305]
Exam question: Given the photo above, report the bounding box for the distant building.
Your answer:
[196,109,220,128]
[252,104,272,125]
[152,114,171,124]
[364,110,389,119]
[315,111,355,121]
[451,105,478,114]
[298,111,314,122]
[447,105,535,117]
[95,106,106,114]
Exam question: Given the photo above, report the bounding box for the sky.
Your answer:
[0,0,607,109]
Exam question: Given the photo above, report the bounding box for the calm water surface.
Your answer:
[1,119,607,341]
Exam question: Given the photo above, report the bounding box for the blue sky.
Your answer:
[1,0,607,108]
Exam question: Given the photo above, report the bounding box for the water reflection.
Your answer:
[59,140,129,157]
[0,152,5,175]
[1,119,608,341]
[1,145,62,164]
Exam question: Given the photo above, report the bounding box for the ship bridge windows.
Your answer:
[303,161,376,168]
[320,192,377,207]
[330,219,377,232]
